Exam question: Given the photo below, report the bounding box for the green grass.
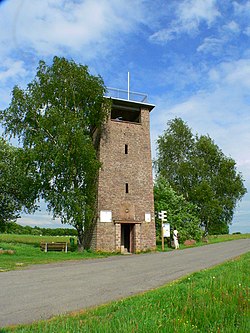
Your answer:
[207,233,250,242]
[0,234,75,245]
[1,233,249,271]
[157,233,250,251]
[2,252,249,333]
[0,234,115,272]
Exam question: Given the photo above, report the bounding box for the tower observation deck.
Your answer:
[105,87,149,103]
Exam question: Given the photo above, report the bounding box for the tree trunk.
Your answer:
[83,216,97,250]
[76,227,85,252]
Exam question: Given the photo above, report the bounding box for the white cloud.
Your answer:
[222,20,240,34]
[197,37,224,55]
[211,59,250,88]
[0,59,26,82]
[0,0,146,59]
[18,214,70,228]
[244,26,250,36]
[18,201,72,228]
[179,0,220,27]
[233,0,250,16]
[232,2,250,39]
[0,0,148,108]
[197,20,242,56]
[150,0,220,43]
[149,27,178,43]
[150,57,250,158]
[0,58,30,108]
[151,57,250,226]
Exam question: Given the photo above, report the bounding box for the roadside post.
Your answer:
[158,211,167,250]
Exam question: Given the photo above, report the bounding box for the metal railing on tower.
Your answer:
[105,87,148,103]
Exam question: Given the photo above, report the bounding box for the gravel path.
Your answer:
[0,239,249,328]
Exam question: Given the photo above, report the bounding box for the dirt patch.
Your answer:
[0,249,15,255]
[184,240,196,246]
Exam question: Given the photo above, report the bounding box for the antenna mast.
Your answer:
[128,72,130,100]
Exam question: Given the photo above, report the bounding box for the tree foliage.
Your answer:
[3,222,77,236]
[155,118,247,234]
[1,57,111,249]
[0,139,37,231]
[154,177,202,242]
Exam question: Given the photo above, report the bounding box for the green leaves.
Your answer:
[1,57,111,249]
[155,118,247,235]
[154,177,202,241]
[0,139,37,230]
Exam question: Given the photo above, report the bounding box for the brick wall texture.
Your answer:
[92,101,156,253]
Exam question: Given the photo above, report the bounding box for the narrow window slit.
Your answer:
[125,144,128,154]
[125,183,129,193]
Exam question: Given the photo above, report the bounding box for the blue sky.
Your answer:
[0,0,249,233]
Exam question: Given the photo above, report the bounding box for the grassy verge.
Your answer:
[2,252,249,333]
[1,233,249,271]
[0,234,115,272]
[0,234,75,245]
[157,233,250,251]
[206,233,250,242]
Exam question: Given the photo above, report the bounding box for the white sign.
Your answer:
[158,210,167,222]
[163,223,170,238]
[100,210,112,222]
[145,212,151,222]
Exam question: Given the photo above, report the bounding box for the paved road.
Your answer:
[0,239,249,328]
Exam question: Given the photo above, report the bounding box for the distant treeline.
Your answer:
[1,222,77,236]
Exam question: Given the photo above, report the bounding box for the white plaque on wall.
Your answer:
[145,212,151,222]
[100,210,112,222]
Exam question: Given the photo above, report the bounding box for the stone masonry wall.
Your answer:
[94,103,156,252]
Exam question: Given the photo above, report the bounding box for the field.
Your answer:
[0,233,249,272]
[0,234,114,272]
[1,251,249,332]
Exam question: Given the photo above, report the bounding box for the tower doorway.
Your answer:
[121,224,135,253]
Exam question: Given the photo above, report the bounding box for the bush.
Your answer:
[1,221,77,236]
[154,177,202,242]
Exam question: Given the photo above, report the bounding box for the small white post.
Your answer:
[128,72,130,100]
[159,211,167,251]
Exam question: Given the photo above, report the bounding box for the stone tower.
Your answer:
[92,90,156,253]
